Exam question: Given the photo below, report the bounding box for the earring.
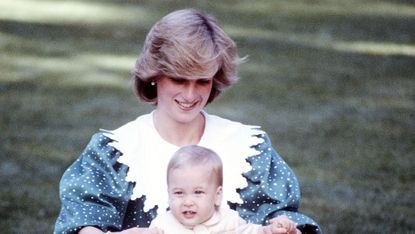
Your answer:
[150,81,156,86]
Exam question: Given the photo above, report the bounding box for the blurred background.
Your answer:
[0,0,414,233]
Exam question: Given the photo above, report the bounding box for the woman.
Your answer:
[54,9,321,234]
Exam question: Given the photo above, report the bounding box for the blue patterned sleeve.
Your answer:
[54,133,133,234]
[232,133,322,234]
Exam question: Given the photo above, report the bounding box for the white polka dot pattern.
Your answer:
[54,129,321,234]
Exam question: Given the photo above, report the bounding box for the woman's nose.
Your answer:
[183,82,197,100]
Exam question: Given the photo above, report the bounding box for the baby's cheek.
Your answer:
[168,198,181,208]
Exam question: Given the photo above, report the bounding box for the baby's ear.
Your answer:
[215,186,223,206]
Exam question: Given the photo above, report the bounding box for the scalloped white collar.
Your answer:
[103,111,264,212]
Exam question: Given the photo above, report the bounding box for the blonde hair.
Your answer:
[133,8,244,104]
[167,145,223,187]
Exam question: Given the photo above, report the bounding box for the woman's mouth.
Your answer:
[176,101,197,109]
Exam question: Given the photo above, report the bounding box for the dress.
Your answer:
[54,112,321,234]
[150,207,261,234]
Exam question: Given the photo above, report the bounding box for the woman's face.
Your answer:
[156,76,213,124]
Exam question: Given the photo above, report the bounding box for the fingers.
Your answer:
[262,226,273,234]
[271,226,288,234]
[262,225,287,234]
[268,215,288,224]
[268,215,297,234]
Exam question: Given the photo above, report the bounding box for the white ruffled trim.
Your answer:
[102,112,264,212]
[151,207,260,234]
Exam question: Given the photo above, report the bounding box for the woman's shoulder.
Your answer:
[204,112,265,138]
[68,113,154,171]
[97,113,154,153]
[100,113,153,137]
[70,132,123,170]
[204,112,260,128]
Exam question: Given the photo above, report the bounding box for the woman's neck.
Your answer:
[153,110,205,147]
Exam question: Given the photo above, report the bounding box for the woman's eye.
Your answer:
[197,79,212,85]
[170,77,186,84]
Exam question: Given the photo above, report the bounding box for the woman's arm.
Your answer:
[54,133,132,234]
[233,133,321,234]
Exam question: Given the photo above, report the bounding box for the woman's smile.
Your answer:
[176,100,198,110]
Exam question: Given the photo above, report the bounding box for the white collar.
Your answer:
[103,111,264,212]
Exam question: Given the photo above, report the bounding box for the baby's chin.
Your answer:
[177,217,197,229]
[180,222,196,230]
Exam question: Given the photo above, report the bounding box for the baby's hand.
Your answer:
[260,223,287,234]
[267,215,300,234]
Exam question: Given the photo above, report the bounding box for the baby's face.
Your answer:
[167,165,222,229]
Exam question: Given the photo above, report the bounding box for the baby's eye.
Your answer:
[173,191,183,195]
[195,190,205,195]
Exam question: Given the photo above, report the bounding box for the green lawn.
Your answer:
[1,0,414,233]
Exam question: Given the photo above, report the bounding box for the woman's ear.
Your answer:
[214,186,223,207]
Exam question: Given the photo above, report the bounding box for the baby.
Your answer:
[150,145,300,234]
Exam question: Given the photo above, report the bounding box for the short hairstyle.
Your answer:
[167,145,223,187]
[133,8,244,105]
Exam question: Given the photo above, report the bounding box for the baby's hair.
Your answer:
[167,145,223,186]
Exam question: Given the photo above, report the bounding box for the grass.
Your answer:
[1,0,414,233]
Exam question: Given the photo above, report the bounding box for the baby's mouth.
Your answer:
[183,210,197,218]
